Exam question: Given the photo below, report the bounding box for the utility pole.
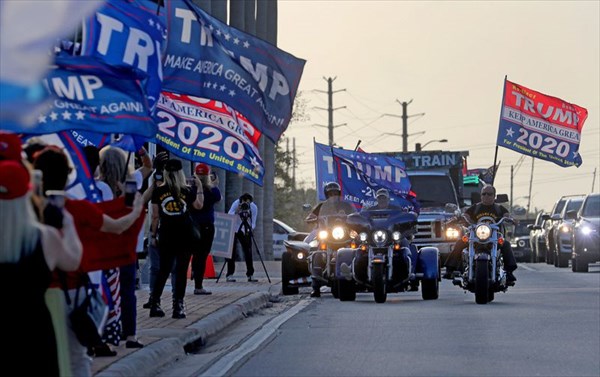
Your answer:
[510,165,514,211]
[314,77,346,146]
[292,137,296,190]
[592,167,597,192]
[383,99,425,152]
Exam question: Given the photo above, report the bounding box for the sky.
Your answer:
[276,0,600,214]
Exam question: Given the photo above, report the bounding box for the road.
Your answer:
[161,263,600,377]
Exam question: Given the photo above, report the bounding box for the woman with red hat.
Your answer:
[189,163,222,295]
[0,160,83,376]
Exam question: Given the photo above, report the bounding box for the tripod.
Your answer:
[216,215,271,283]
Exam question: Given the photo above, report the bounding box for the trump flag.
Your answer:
[162,0,305,143]
[496,79,588,167]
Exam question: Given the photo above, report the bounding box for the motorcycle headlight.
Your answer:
[445,227,460,240]
[331,226,345,240]
[296,252,305,260]
[475,224,492,241]
[350,230,358,239]
[517,240,526,248]
[392,231,401,241]
[560,225,570,233]
[359,232,368,242]
[373,230,387,244]
[318,230,328,241]
[581,226,592,235]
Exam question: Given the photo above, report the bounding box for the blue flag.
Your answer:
[314,141,412,209]
[4,55,156,138]
[163,0,305,143]
[81,0,166,112]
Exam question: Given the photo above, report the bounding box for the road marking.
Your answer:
[518,264,536,271]
[200,299,312,377]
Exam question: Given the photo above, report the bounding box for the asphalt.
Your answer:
[92,260,283,377]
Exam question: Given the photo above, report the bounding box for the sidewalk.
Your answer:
[93,261,282,377]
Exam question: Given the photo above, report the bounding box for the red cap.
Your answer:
[0,160,31,199]
[195,163,210,175]
[0,131,23,162]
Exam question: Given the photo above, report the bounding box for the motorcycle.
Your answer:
[281,214,352,297]
[335,209,440,303]
[448,216,514,304]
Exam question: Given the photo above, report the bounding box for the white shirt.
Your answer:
[228,199,258,232]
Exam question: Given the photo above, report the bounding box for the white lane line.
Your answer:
[518,264,536,271]
[200,299,312,377]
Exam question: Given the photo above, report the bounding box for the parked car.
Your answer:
[273,218,310,260]
[510,219,534,262]
[528,210,548,263]
[567,193,600,272]
[549,196,585,267]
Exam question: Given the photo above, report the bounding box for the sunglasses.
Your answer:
[481,192,495,196]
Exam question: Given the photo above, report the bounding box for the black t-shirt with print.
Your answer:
[465,203,509,223]
[151,184,196,242]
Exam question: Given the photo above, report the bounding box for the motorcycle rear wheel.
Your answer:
[372,263,387,303]
[475,259,490,305]
[421,278,438,300]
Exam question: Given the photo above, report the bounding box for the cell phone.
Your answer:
[45,190,66,228]
[153,171,163,182]
[210,172,217,182]
[124,180,137,207]
[32,169,43,197]
[186,177,197,189]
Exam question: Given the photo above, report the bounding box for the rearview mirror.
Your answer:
[496,194,509,203]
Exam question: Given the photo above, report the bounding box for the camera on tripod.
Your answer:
[238,201,251,221]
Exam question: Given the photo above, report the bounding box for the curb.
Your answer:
[96,292,271,377]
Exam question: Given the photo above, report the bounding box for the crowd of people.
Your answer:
[0,131,253,376]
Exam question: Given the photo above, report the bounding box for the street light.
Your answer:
[415,139,448,151]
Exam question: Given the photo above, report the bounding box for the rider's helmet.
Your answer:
[324,181,341,199]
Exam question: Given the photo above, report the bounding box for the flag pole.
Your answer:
[492,75,508,186]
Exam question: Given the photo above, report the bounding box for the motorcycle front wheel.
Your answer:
[475,259,490,304]
[372,263,387,303]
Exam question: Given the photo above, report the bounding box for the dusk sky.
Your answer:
[277,0,599,213]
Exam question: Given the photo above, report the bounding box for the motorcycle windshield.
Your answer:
[349,210,417,233]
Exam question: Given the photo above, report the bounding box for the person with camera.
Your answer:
[189,163,222,294]
[225,193,258,282]
[148,159,204,319]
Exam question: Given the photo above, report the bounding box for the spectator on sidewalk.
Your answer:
[0,159,83,377]
[190,163,222,295]
[34,146,144,377]
[148,159,203,319]
[225,193,259,282]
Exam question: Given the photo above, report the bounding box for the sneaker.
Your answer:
[310,289,321,298]
[194,288,212,295]
[142,300,152,309]
[226,276,236,282]
[248,276,258,282]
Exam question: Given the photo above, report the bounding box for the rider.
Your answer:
[306,182,356,297]
[443,184,517,284]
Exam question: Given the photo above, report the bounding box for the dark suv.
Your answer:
[550,196,585,267]
[566,193,600,272]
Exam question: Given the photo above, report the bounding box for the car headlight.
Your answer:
[318,230,328,240]
[581,226,592,235]
[309,239,319,248]
[392,231,401,241]
[359,232,368,242]
[331,226,345,240]
[373,230,387,244]
[445,227,460,240]
[475,224,492,241]
[560,225,570,233]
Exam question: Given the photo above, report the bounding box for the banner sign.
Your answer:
[81,0,166,111]
[314,141,411,209]
[212,212,236,259]
[153,92,264,185]
[162,0,306,143]
[496,79,588,167]
[4,55,156,138]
